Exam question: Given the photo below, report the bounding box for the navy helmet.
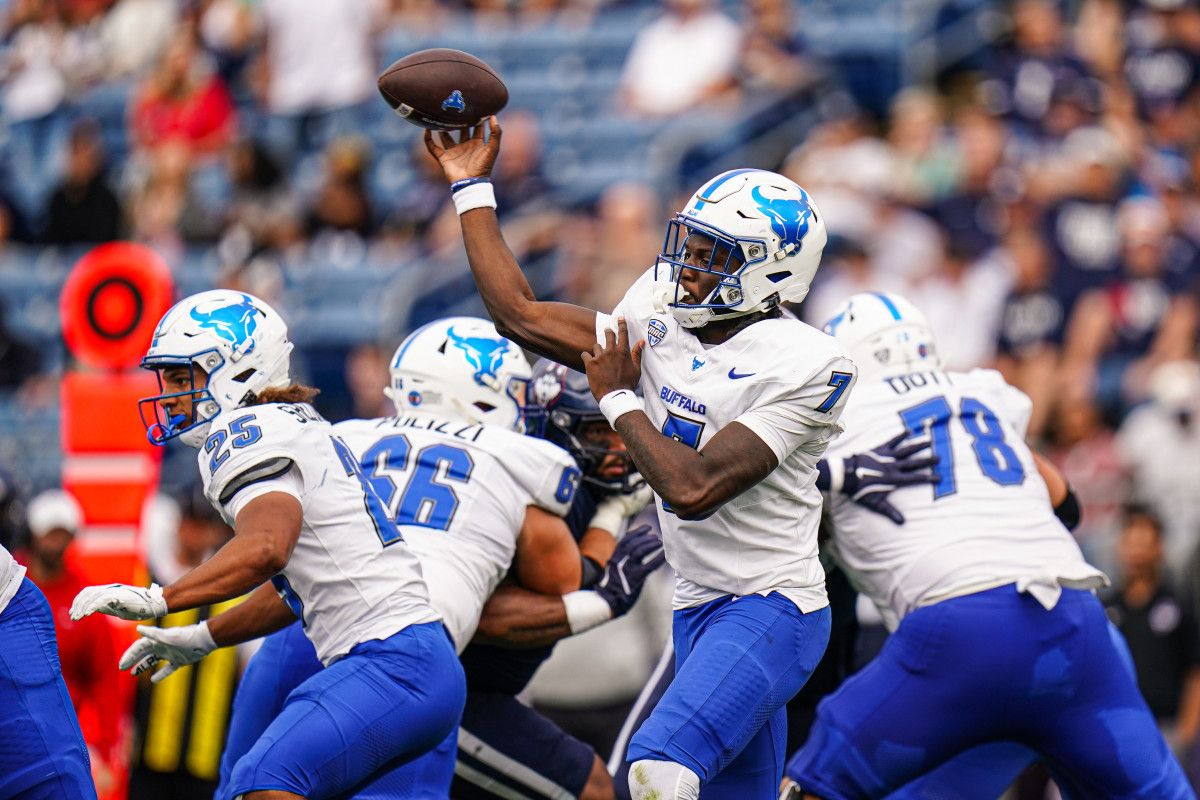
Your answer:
[525,359,640,494]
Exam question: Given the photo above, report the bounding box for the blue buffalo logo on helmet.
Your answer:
[647,318,668,347]
[750,186,812,251]
[441,90,466,112]
[447,327,510,386]
[188,293,262,353]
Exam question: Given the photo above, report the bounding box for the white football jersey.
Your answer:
[825,368,1107,630]
[598,268,856,611]
[199,402,438,665]
[0,543,26,615]
[333,412,581,651]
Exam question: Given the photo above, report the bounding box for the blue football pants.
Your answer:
[629,592,831,799]
[224,621,462,799]
[0,578,95,799]
[787,585,1194,799]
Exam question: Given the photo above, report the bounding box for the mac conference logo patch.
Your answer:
[648,318,668,347]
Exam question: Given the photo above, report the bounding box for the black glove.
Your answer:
[595,524,665,617]
[841,431,938,525]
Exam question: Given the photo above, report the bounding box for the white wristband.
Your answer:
[562,590,613,635]
[598,389,643,427]
[452,181,497,215]
[588,501,626,538]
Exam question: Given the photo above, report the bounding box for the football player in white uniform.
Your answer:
[337,317,590,651]
[201,319,660,800]
[69,290,465,800]
[782,292,1193,799]
[427,120,854,800]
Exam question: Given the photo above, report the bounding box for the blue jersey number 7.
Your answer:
[817,371,854,413]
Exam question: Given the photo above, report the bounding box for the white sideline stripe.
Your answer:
[76,525,138,553]
[607,639,675,776]
[454,762,537,800]
[457,728,576,800]
[63,453,157,482]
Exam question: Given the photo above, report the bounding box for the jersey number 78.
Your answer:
[898,395,1025,499]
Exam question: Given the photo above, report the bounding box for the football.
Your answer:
[377,48,508,130]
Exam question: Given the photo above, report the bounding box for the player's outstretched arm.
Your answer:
[425,118,598,371]
[582,319,779,519]
[818,432,938,525]
[72,492,303,622]
[158,492,302,612]
[207,582,297,645]
[473,583,575,648]
[475,525,664,648]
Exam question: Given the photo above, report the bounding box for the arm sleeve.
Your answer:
[594,268,655,345]
[224,463,304,521]
[512,441,580,517]
[734,356,857,464]
[203,407,305,514]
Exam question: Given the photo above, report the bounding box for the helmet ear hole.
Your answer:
[473,401,496,413]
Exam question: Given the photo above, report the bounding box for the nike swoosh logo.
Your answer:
[728,369,755,380]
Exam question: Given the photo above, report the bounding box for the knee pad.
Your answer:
[628,760,700,800]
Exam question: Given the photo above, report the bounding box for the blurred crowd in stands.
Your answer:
[5,0,1200,795]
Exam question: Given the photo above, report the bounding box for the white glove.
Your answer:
[70,583,168,621]
[119,622,217,683]
[587,483,654,538]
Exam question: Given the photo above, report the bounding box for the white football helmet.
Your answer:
[655,169,828,328]
[140,290,293,447]
[822,292,941,379]
[385,316,531,432]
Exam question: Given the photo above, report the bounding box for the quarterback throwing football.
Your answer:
[427,119,855,800]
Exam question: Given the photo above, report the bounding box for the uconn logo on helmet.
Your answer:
[750,186,812,250]
[447,327,509,386]
[188,293,262,352]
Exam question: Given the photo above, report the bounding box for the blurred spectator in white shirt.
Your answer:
[2,0,73,225]
[99,0,177,79]
[617,0,740,118]
[908,239,1011,370]
[1117,360,1200,581]
[257,0,385,158]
